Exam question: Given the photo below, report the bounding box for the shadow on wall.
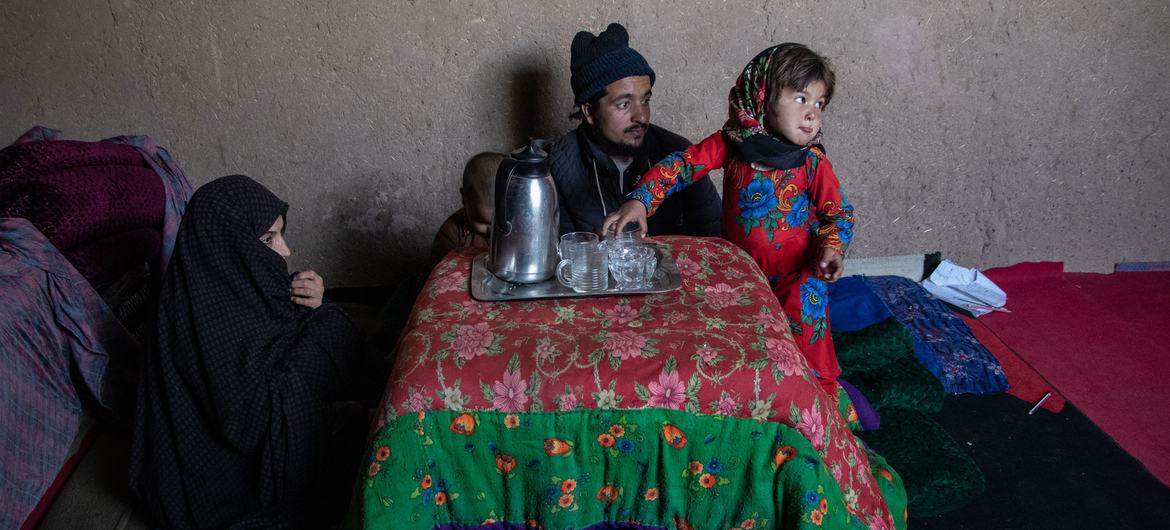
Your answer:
[329,53,567,287]
[499,52,563,150]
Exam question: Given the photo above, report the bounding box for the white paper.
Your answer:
[920,260,1008,317]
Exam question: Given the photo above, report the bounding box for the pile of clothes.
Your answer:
[0,126,192,529]
[828,275,1006,517]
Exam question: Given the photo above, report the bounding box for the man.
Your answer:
[548,23,721,237]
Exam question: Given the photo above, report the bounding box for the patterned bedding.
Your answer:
[856,276,1008,395]
[0,219,138,528]
[348,237,906,529]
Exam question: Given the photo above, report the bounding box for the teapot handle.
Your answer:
[493,159,518,235]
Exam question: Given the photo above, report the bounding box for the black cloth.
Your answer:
[548,124,722,237]
[129,175,366,529]
[727,133,825,171]
[914,394,1170,528]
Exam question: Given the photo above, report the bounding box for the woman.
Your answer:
[130,175,371,529]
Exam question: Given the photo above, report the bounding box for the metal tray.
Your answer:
[470,245,682,301]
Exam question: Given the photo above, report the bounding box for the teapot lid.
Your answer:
[510,138,549,162]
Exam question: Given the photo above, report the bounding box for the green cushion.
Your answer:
[851,357,944,414]
[835,318,984,517]
[835,318,944,414]
[858,408,985,518]
[835,317,914,373]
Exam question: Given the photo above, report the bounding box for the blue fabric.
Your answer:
[856,276,1008,395]
[827,276,894,332]
[827,277,891,428]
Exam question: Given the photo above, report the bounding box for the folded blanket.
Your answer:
[0,127,192,528]
[0,127,192,285]
[0,136,146,177]
[0,160,163,249]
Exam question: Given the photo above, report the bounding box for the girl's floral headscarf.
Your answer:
[722,43,825,170]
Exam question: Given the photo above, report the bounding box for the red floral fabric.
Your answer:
[627,132,855,395]
[376,236,892,525]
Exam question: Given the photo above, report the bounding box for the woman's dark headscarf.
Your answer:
[130,175,362,529]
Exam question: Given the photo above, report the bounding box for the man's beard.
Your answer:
[589,123,647,157]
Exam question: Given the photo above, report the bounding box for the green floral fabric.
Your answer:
[349,410,906,529]
[352,238,905,529]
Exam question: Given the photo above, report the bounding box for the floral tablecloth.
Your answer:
[351,236,905,529]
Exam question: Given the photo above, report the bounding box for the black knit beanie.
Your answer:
[570,23,656,105]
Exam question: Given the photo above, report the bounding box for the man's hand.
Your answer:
[816,248,845,282]
[599,201,649,239]
[291,270,325,309]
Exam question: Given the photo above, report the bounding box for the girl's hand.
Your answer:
[599,201,649,239]
[291,270,325,309]
[816,248,844,282]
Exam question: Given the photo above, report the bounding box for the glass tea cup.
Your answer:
[606,242,657,290]
[556,232,609,293]
[605,222,644,245]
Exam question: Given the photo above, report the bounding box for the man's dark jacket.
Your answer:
[548,124,722,237]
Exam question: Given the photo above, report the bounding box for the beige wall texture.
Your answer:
[3,1,1168,286]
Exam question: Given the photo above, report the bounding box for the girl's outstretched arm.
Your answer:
[624,131,729,217]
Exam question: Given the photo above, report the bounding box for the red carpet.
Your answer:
[979,262,1170,487]
[960,314,1066,413]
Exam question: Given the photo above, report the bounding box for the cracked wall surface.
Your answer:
[2,0,1167,285]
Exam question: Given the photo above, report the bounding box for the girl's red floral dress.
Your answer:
[628,131,855,396]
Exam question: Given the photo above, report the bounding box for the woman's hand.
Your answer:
[816,248,845,282]
[599,200,649,239]
[291,270,325,309]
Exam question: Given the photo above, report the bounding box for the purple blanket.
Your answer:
[0,126,194,285]
[0,218,139,528]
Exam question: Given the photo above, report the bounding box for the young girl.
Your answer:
[601,43,854,397]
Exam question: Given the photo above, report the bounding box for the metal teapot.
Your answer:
[488,139,559,283]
